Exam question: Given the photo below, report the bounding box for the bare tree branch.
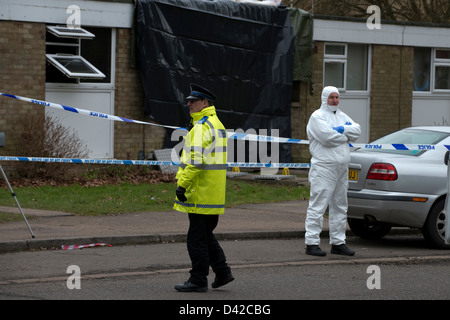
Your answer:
[283,0,450,24]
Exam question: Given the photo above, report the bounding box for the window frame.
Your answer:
[432,48,450,92]
[46,54,106,79]
[46,26,95,40]
[323,43,347,91]
[414,48,450,93]
[45,25,112,83]
[323,42,370,92]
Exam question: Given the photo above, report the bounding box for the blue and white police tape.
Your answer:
[0,92,181,130]
[227,132,306,144]
[0,92,309,145]
[0,156,179,166]
[350,143,450,151]
[0,156,311,168]
[2,92,449,150]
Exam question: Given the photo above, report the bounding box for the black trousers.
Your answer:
[187,213,231,286]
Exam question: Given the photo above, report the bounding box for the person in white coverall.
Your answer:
[305,86,361,256]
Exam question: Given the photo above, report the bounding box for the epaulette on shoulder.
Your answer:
[197,116,209,124]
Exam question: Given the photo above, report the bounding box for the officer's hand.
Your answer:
[332,126,344,134]
[176,186,187,202]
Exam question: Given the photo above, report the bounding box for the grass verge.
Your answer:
[0,179,309,219]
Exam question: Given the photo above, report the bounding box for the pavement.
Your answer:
[0,196,425,254]
[0,173,313,253]
[0,200,313,253]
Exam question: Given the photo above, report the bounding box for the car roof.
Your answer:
[406,126,450,133]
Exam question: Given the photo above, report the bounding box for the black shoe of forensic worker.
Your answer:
[331,244,355,256]
[305,245,326,256]
[212,273,234,289]
[174,281,208,292]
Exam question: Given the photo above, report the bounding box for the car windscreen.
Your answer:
[362,129,450,156]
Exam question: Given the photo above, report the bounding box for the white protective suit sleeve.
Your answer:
[342,119,361,142]
[307,113,349,148]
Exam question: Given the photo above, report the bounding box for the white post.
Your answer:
[445,151,450,244]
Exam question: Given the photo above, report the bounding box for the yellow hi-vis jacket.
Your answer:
[174,106,227,215]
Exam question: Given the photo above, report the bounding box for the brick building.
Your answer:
[1,1,449,165]
[293,16,450,162]
[0,0,165,163]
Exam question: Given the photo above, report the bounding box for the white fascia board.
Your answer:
[314,18,450,49]
[403,26,450,48]
[314,19,404,45]
[0,0,133,28]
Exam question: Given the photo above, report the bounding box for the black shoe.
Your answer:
[174,281,208,292]
[331,244,355,256]
[212,274,234,289]
[306,245,326,256]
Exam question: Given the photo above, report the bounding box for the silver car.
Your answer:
[347,126,450,249]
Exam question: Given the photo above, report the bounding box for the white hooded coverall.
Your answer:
[305,86,361,245]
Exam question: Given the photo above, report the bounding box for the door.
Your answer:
[339,95,370,143]
[45,89,114,159]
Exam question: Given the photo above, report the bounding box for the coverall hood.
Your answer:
[321,86,340,113]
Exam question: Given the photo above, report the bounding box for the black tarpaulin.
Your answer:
[135,0,296,162]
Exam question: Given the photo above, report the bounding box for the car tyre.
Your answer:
[422,199,450,249]
[347,218,392,239]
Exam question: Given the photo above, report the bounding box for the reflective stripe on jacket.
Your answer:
[173,106,227,215]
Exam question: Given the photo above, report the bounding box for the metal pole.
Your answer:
[446,164,450,244]
[0,164,35,238]
[445,151,450,244]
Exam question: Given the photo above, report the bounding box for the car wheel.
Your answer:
[422,199,450,249]
[347,218,392,239]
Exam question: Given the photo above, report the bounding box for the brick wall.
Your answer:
[114,28,165,160]
[370,45,413,140]
[0,21,45,158]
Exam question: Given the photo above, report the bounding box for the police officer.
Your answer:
[174,84,234,292]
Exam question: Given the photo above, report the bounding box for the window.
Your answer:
[434,49,450,91]
[46,54,105,79]
[46,26,111,83]
[324,44,346,89]
[324,43,369,91]
[413,47,431,91]
[46,26,95,39]
[414,48,450,92]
